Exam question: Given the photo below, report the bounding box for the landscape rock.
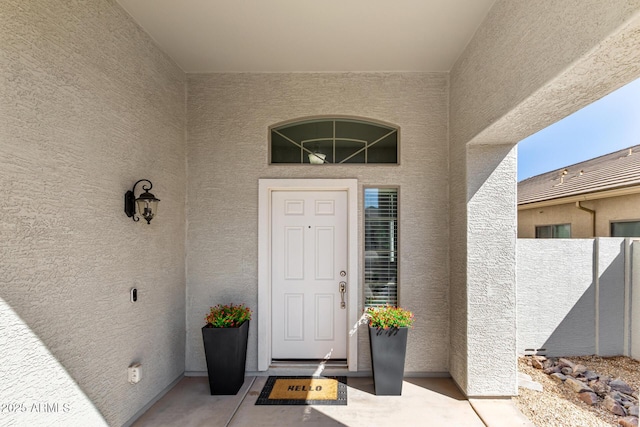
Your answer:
[578,391,599,406]
[523,355,638,423]
[532,355,547,362]
[605,395,627,416]
[559,358,576,369]
[565,376,592,393]
[610,390,637,406]
[592,380,611,397]
[573,364,588,376]
[618,416,639,427]
[583,370,599,381]
[544,366,562,375]
[611,379,636,395]
[611,391,628,403]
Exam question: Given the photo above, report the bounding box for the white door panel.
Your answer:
[272,190,348,359]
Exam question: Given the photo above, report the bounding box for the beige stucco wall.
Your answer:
[4,1,640,414]
[449,0,640,396]
[519,192,640,238]
[185,72,450,374]
[1,1,186,425]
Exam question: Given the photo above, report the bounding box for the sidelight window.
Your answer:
[364,188,398,307]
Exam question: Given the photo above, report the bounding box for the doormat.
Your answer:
[255,376,347,405]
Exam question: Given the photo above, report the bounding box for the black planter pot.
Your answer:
[201,320,249,395]
[369,326,408,395]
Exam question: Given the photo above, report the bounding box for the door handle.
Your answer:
[339,281,346,309]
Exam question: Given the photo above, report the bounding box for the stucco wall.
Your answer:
[185,73,450,374]
[519,193,640,238]
[517,239,596,356]
[517,238,628,357]
[466,143,518,396]
[519,203,591,238]
[449,0,640,396]
[598,239,627,356]
[1,1,186,426]
[632,241,640,360]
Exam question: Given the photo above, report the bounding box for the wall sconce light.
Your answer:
[124,179,160,224]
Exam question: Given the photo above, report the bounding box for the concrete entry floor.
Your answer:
[133,376,533,427]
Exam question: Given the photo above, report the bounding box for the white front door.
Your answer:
[271,190,348,359]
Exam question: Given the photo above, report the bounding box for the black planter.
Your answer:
[201,320,249,395]
[369,326,408,395]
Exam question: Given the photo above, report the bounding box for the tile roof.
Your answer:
[518,144,640,205]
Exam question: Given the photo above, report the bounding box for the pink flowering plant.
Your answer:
[204,303,252,328]
[365,305,414,329]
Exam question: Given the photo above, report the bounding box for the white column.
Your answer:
[465,143,518,396]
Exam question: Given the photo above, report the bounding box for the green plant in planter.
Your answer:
[204,303,252,328]
[366,305,415,395]
[202,303,252,395]
[365,305,414,329]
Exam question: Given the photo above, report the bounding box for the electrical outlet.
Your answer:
[128,363,141,384]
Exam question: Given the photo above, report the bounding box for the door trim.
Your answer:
[258,179,358,371]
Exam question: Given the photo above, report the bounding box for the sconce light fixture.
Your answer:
[124,179,160,224]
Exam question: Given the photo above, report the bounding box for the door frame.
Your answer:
[258,179,359,371]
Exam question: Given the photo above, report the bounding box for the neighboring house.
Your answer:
[3,1,640,426]
[519,145,640,238]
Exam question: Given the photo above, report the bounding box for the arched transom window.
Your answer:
[270,118,399,164]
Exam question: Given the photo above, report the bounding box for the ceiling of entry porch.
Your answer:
[115,0,497,73]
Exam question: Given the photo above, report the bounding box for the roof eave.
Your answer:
[518,184,640,210]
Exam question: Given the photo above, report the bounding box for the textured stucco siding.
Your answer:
[597,239,626,356]
[451,0,640,147]
[447,128,469,392]
[1,1,186,426]
[466,144,518,396]
[632,241,640,360]
[185,73,450,374]
[519,193,640,238]
[517,238,628,357]
[518,203,592,238]
[517,239,596,356]
[449,0,640,396]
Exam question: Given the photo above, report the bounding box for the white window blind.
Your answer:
[364,188,398,307]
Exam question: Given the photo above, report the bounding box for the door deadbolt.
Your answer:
[340,270,346,277]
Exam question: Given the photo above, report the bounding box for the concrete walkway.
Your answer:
[133,376,533,427]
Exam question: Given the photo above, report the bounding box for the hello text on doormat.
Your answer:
[255,376,347,405]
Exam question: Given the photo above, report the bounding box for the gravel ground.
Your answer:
[513,356,640,427]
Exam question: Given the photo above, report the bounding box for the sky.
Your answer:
[517,78,640,182]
